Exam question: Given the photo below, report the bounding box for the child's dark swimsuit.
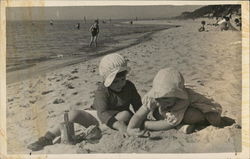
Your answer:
[91,25,99,36]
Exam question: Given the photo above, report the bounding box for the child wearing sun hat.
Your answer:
[127,67,223,136]
[27,53,142,151]
[93,53,142,131]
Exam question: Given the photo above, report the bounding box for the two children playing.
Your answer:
[28,53,224,151]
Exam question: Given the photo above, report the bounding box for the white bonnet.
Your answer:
[99,53,130,87]
[147,67,188,99]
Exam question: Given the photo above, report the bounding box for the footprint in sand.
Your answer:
[95,81,101,86]
[28,90,35,94]
[68,76,79,81]
[41,90,54,95]
[47,114,56,118]
[8,98,14,102]
[62,82,75,89]
[71,69,78,74]
[25,116,31,120]
[53,98,65,104]
[76,102,82,106]
[48,110,54,114]
[146,66,154,70]
[48,77,57,81]
[197,80,205,86]
[66,83,75,89]
[29,98,37,104]
[20,103,30,108]
[72,92,78,95]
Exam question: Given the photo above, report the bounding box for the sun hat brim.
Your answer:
[104,66,130,87]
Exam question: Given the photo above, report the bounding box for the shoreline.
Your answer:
[7,24,178,84]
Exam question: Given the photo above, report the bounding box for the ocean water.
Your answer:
[6,20,173,73]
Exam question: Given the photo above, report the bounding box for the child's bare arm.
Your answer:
[89,25,93,32]
[145,100,188,131]
[127,106,150,136]
[144,120,176,131]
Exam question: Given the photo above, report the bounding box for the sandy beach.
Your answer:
[6,19,242,154]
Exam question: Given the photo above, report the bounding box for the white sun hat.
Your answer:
[99,53,130,87]
[147,67,188,100]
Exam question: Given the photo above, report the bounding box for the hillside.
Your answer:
[175,5,241,19]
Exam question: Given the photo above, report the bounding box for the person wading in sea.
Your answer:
[89,20,99,47]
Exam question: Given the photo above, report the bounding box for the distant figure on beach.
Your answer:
[50,20,53,26]
[214,17,220,26]
[89,20,99,47]
[198,21,206,32]
[84,16,87,24]
[76,23,80,30]
[218,16,238,31]
[130,21,133,25]
[27,53,142,151]
[234,18,241,31]
[218,16,229,31]
[127,68,231,136]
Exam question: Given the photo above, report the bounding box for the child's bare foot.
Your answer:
[176,124,196,134]
[219,116,236,128]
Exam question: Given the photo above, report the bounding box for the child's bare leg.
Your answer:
[89,36,94,46]
[183,107,206,125]
[50,110,99,136]
[114,110,132,124]
[93,36,98,47]
[27,110,100,151]
[205,112,221,127]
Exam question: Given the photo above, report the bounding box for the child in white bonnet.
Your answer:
[127,67,223,136]
[27,53,142,151]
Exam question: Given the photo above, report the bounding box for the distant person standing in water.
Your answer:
[89,20,99,47]
[76,23,80,30]
[50,20,53,26]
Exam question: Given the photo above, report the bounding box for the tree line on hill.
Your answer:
[175,5,241,19]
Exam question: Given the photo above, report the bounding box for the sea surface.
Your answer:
[6,20,175,73]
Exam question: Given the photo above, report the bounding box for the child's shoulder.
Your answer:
[126,80,134,85]
[125,80,138,89]
[95,82,108,93]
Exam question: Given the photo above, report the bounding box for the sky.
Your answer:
[6,5,202,21]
